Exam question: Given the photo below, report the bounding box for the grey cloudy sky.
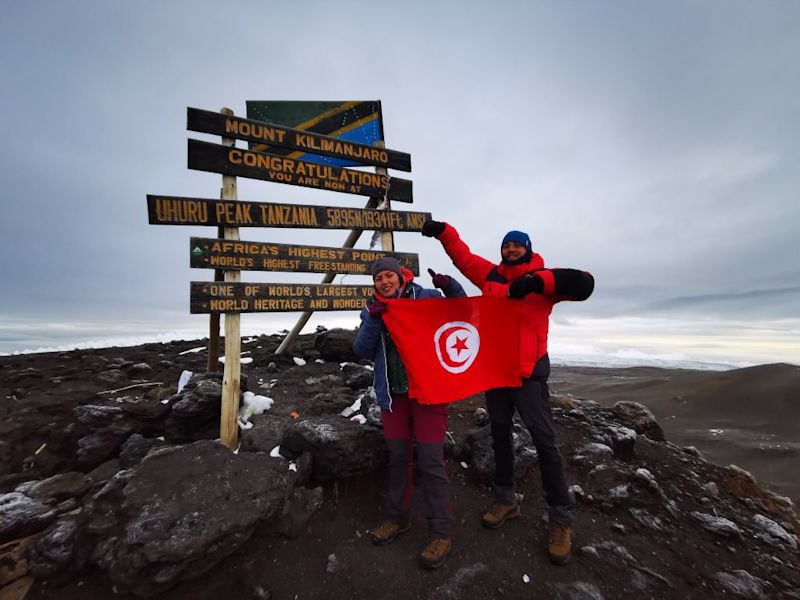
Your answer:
[1,1,798,365]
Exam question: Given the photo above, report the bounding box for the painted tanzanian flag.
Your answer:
[246,100,383,168]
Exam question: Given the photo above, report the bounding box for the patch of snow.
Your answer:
[178,346,205,356]
[293,357,306,366]
[270,446,283,458]
[177,370,193,393]
[289,462,297,472]
[241,357,253,365]
[522,574,530,584]
[243,392,273,414]
[315,359,325,364]
[340,396,363,418]
[460,462,469,469]
[350,415,367,425]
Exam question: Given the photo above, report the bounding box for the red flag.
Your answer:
[382,295,523,404]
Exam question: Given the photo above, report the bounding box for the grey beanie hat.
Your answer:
[370,256,403,280]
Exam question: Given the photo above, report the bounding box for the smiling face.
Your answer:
[374,270,402,298]
[501,240,527,262]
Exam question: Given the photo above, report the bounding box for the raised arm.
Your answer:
[422,220,495,288]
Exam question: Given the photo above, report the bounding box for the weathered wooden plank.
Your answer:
[147,195,430,231]
[188,139,413,202]
[190,237,419,275]
[190,282,377,314]
[187,107,411,172]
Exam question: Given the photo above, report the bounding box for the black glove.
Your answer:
[421,220,445,238]
[507,274,544,299]
[427,268,452,290]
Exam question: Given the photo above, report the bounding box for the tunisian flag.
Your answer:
[382,295,523,404]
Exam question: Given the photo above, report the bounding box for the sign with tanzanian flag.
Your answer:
[382,296,524,404]
[246,100,385,168]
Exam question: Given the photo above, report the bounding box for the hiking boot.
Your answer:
[481,503,521,529]
[419,538,451,569]
[369,520,410,546]
[547,522,572,565]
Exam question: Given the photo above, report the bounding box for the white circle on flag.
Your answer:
[433,321,480,374]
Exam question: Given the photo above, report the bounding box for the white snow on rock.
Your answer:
[752,514,798,549]
[350,415,367,425]
[289,462,297,472]
[178,346,205,356]
[340,396,363,418]
[243,392,274,414]
[315,359,325,364]
[270,446,284,458]
[522,574,530,584]
[293,357,306,366]
[176,370,193,393]
[218,354,254,364]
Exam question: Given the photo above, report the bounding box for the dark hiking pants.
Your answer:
[485,356,574,525]
[381,393,451,538]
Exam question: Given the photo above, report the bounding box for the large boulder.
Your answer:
[454,423,537,485]
[610,401,666,442]
[163,374,247,444]
[280,416,386,482]
[314,328,360,363]
[89,440,293,597]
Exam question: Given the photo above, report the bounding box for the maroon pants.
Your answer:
[381,393,452,538]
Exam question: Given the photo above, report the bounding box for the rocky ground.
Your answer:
[1,329,799,599]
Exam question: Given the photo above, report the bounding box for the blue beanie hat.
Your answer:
[501,230,531,250]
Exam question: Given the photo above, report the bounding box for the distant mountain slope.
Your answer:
[552,363,800,503]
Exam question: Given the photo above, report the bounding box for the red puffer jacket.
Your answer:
[437,223,594,377]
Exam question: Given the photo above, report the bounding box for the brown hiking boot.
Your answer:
[369,520,411,546]
[547,522,572,565]
[419,538,451,569]
[481,503,521,529]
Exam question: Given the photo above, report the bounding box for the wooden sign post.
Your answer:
[218,108,241,451]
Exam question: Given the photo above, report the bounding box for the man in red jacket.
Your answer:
[422,219,594,565]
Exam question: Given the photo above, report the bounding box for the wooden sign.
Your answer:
[147,195,431,231]
[187,108,411,172]
[190,282,377,313]
[190,237,419,275]
[188,139,413,202]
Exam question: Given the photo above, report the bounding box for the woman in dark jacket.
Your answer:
[353,256,464,569]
